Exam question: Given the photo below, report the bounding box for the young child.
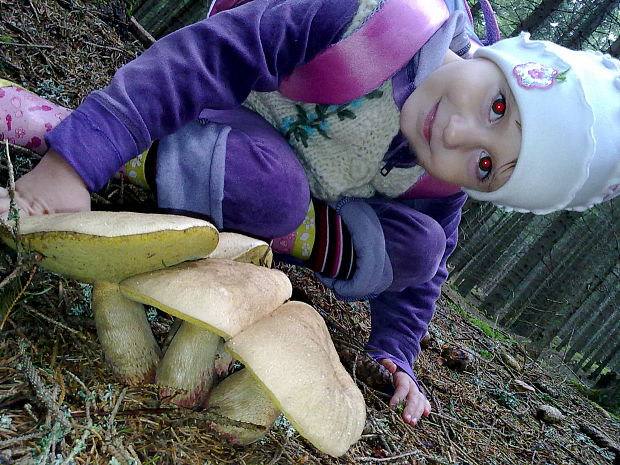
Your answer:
[1,0,618,427]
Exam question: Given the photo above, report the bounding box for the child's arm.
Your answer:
[363,194,466,424]
[0,149,90,219]
[311,194,465,424]
[43,0,356,195]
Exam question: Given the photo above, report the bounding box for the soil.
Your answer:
[1,1,619,464]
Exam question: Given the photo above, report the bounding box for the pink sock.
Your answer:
[0,85,72,155]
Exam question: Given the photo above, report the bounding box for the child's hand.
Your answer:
[0,149,91,219]
[380,359,431,426]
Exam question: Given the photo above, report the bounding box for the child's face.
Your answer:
[400,54,521,192]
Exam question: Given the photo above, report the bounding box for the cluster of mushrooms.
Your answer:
[2,211,366,457]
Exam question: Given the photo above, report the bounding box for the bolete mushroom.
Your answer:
[154,233,273,407]
[120,261,365,455]
[225,301,366,457]
[1,211,219,283]
[1,211,219,384]
[119,257,290,403]
[119,259,291,337]
[206,368,281,445]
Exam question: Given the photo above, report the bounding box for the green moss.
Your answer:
[448,302,510,342]
[480,349,494,360]
[469,317,510,342]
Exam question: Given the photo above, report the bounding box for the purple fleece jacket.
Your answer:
[45,0,467,387]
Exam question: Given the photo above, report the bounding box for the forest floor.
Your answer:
[1,1,619,464]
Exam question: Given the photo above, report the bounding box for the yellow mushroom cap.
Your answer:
[225,301,366,457]
[1,211,219,283]
[119,259,292,338]
[208,232,272,267]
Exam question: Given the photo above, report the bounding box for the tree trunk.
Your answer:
[489,212,576,325]
[508,0,564,37]
[455,212,530,297]
[521,229,596,358]
[555,270,619,352]
[580,319,620,374]
[578,296,620,372]
[449,203,500,275]
[609,35,620,57]
[561,0,620,49]
[564,289,618,364]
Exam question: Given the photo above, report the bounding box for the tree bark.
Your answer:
[561,0,620,49]
[580,316,620,374]
[609,34,620,57]
[508,0,564,38]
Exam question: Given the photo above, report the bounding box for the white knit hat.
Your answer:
[463,33,620,214]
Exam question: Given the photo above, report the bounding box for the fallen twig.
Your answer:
[0,42,55,49]
[354,449,421,462]
[17,343,71,430]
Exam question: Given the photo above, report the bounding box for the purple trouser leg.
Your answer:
[156,106,309,239]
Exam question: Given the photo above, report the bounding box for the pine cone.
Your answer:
[579,423,620,454]
[440,346,475,371]
[335,344,392,389]
[535,405,564,424]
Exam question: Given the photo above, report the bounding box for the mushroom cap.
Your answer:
[119,259,292,338]
[225,301,366,457]
[208,232,272,267]
[1,211,219,283]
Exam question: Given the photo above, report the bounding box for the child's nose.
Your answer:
[443,114,477,150]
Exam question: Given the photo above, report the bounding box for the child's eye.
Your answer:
[478,152,493,181]
[490,93,506,121]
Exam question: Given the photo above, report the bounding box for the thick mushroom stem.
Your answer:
[149,233,272,406]
[156,321,221,408]
[207,368,281,445]
[92,281,162,385]
[214,338,234,378]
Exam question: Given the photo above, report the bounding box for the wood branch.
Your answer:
[129,16,156,48]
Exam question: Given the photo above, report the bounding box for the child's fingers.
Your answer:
[389,381,409,407]
[423,398,432,416]
[379,358,398,374]
[402,390,427,425]
[0,188,12,220]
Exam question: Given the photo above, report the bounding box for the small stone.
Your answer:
[513,380,536,393]
[535,405,565,424]
[500,351,522,371]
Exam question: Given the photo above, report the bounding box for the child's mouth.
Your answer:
[423,101,439,144]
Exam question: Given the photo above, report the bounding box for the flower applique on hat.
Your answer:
[512,62,570,89]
